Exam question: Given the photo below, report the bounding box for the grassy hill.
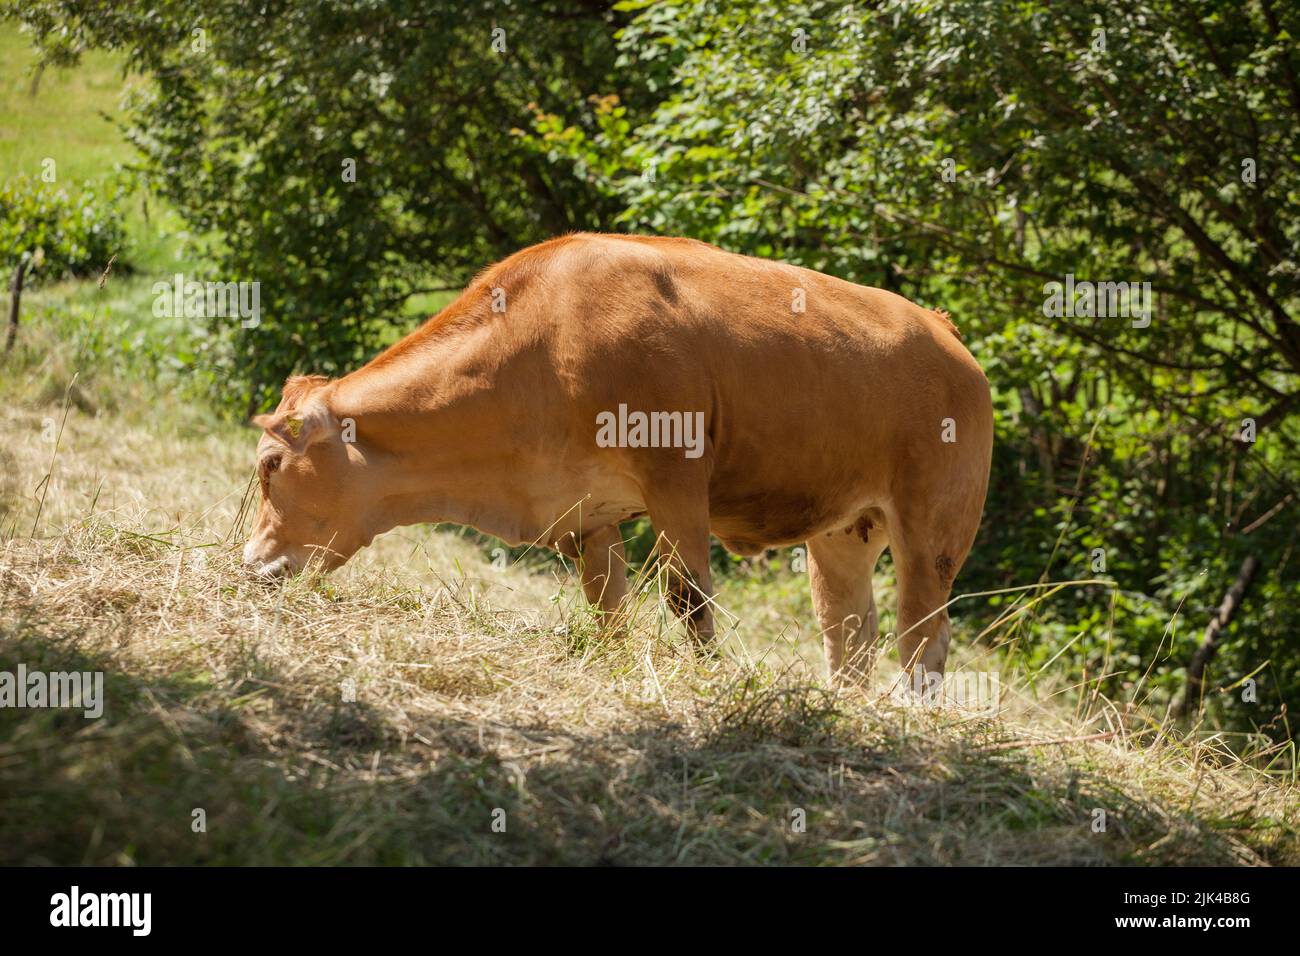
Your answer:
[0,23,1296,866]
[0,29,138,185]
[1,24,202,279]
[0,276,1296,865]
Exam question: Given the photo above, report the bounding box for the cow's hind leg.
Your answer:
[887,496,981,687]
[555,524,629,614]
[807,521,889,684]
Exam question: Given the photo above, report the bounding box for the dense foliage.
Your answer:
[0,176,124,281]
[2,0,1296,733]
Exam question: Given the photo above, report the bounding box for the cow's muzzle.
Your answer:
[242,540,293,579]
[248,555,292,578]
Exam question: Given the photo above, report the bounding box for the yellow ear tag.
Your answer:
[285,417,304,439]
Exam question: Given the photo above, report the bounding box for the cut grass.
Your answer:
[0,288,1297,865]
[2,522,1294,865]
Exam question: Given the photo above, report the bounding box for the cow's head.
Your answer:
[242,375,371,576]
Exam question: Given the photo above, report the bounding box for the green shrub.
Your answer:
[0,175,126,282]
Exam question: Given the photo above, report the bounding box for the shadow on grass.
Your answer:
[0,626,1285,866]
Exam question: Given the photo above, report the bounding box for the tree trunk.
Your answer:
[1178,554,1260,716]
[4,261,28,354]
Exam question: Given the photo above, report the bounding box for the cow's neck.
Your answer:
[329,323,544,545]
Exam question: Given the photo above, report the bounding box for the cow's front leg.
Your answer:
[555,523,630,614]
[645,497,715,650]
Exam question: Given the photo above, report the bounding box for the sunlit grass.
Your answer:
[1,288,1296,865]
[0,24,197,276]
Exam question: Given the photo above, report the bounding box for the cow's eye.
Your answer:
[259,454,282,479]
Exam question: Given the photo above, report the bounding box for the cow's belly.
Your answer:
[523,451,883,556]
[706,433,892,553]
[521,465,646,548]
[709,489,871,554]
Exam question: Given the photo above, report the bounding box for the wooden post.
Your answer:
[1178,554,1260,716]
[4,260,28,354]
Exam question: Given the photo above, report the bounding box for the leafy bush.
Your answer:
[0,175,126,281]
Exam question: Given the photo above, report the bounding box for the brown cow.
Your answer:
[243,234,993,682]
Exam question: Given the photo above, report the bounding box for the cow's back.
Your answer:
[521,235,988,543]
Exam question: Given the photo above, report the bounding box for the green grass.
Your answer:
[0,24,195,275]
[0,28,138,186]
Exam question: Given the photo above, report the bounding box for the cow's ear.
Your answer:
[252,399,337,453]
